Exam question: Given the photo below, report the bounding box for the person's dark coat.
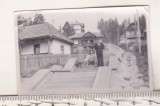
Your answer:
[95,42,104,66]
[95,42,104,55]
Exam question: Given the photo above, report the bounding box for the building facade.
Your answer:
[62,21,85,37]
[69,32,103,53]
[19,22,72,55]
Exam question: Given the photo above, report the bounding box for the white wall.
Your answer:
[21,41,49,55]
[21,44,34,55]
[40,41,49,53]
[50,39,71,54]
[21,39,71,55]
[73,39,79,45]
[73,25,81,34]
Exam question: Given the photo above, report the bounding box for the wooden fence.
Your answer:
[20,54,76,77]
[20,52,118,77]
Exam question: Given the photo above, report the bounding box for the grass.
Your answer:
[134,52,149,87]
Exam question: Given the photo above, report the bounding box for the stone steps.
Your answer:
[37,71,97,89]
[92,66,111,90]
[74,67,98,72]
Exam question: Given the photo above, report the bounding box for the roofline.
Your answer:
[71,36,103,39]
[51,36,73,44]
[70,31,103,39]
[19,35,50,41]
[20,35,73,44]
[82,32,96,38]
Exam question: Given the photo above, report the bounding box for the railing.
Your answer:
[20,54,76,77]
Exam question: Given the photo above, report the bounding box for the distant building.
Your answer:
[120,22,137,44]
[69,31,103,53]
[18,22,73,55]
[17,15,27,25]
[71,20,85,34]
[126,22,137,42]
[62,21,75,37]
[62,21,85,37]
[120,22,147,52]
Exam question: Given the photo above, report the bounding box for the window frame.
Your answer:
[34,44,40,54]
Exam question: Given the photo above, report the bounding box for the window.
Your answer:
[81,41,84,44]
[34,44,40,54]
[85,40,88,43]
[74,40,78,45]
[61,45,64,54]
[78,40,81,44]
[90,40,94,43]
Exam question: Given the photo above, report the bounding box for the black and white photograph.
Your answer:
[16,6,152,95]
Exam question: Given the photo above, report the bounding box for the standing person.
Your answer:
[76,43,85,68]
[95,39,104,66]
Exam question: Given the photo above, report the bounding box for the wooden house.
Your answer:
[62,21,85,37]
[69,31,103,53]
[120,22,138,45]
[62,21,75,37]
[18,22,73,55]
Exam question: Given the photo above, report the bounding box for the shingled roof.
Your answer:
[18,22,72,44]
[69,32,103,39]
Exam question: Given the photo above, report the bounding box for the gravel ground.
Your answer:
[109,52,149,90]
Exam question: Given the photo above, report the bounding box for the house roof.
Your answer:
[91,32,104,37]
[72,20,84,26]
[18,22,72,44]
[127,22,137,30]
[69,32,103,39]
[62,21,72,30]
[69,33,85,39]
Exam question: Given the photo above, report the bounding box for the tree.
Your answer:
[33,14,45,24]
[98,19,107,42]
[139,14,146,32]
[97,19,105,31]
[119,20,126,37]
[97,18,119,45]
[17,15,27,25]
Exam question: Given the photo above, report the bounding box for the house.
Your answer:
[18,22,73,55]
[126,22,137,42]
[62,21,75,37]
[69,31,103,53]
[71,20,85,34]
[62,21,85,37]
[120,22,138,45]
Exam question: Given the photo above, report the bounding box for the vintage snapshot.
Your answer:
[16,6,152,95]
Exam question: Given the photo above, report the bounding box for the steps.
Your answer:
[51,58,77,72]
[37,71,97,89]
[21,69,51,91]
[92,66,111,90]
[74,67,98,72]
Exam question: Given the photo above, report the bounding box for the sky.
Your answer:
[15,6,149,32]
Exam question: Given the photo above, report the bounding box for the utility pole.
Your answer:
[137,10,142,54]
[117,27,120,46]
[52,18,54,26]
[134,14,138,51]
[124,19,128,49]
